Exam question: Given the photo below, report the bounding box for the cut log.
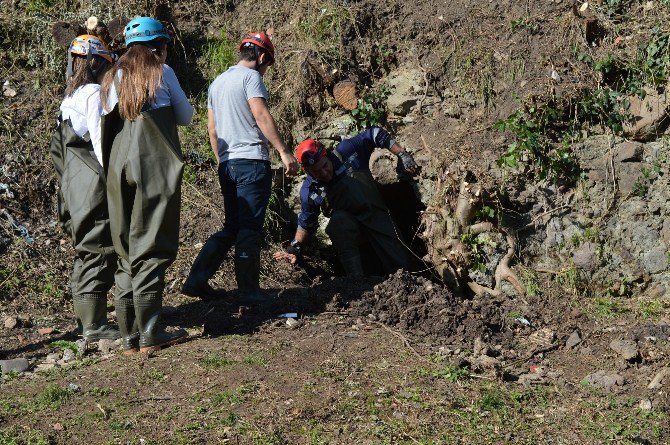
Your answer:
[333,80,359,110]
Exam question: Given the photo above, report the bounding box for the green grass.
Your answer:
[34,384,74,410]
[242,355,268,366]
[147,369,167,383]
[201,353,236,368]
[201,30,238,79]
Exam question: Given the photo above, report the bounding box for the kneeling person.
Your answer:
[274,127,418,276]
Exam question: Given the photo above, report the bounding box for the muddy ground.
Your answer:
[2,0,670,443]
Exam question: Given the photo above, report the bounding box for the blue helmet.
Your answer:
[124,17,170,46]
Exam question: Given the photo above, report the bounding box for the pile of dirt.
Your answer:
[347,270,511,347]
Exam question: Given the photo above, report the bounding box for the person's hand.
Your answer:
[273,250,298,264]
[280,151,300,176]
[397,151,419,176]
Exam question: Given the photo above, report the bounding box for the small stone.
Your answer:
[45,353,61,364]
[474,355,499,369]
[609,339,639,361]
[35,363,57,371]
[38,327,55,336]
[61,349,76,363]
[68,383,80,392]
[566,330,582,348]
[529,328,556,348]
[75,339,88,356]
[584,370,624,389]
[639,399,653,411]
[0,358,30,374]
[648,367,670,390]
[98,339,116,354]
[286,318,301,329]
[4,317,18,330]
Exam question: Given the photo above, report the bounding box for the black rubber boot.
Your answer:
[134,293,187,353]
[234,247,273,305]
[182,234,232,300]
[73,293,120,341]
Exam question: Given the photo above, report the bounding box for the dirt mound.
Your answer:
[347,270,510,347]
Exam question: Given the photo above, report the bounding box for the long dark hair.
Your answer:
[64,56,109,97]
[100,41,165,120]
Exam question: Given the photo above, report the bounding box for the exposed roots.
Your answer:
[423,172,525,297]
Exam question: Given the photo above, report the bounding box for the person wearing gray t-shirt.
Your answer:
[183,31,299,303]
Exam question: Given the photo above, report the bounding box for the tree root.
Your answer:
[424,171,526,297]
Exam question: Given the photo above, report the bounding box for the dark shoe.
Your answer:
[115,292,139,354]
[181,280,226,300]
[138,329,187,353]
[135,293,188,353]
[74,294,121,341]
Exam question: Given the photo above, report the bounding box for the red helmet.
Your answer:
[239,32,275,65]
[295,139,326,167]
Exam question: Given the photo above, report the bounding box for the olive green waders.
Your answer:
[323,171,411,276]
[102,106,186,353]
[49,116,119,341]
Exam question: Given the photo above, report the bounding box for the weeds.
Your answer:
[147,369,167,382]
[242,355,268,366]
[494,105,581,185]
[592,296,628,319]
[350,85,391,132]
[35,384,74,410]
[200,30,237,79]
[50,340,78,355]
[201,353,235,368]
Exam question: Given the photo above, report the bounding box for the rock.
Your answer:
[286,318,301,329]
[623,87,670,142]
[609,339,640,361]
[38,327,55,336]
[4,317,18,330]
[310,114,355,147]
[566,330,582,348]
[45,353,61,364]
[573,242,598,271]
[0,358,30,374]
[97,339,116,354]
[385,68,425,116]
[584,370,624,389]
[75,339,88,356]
[641,247,669,274]
[518,373,544,387]
[528,328,556,348]
[614,141,643,162]
[2,81,17,98]
[639,399,653,411]
[61,349,76,363]
[473,355,499,369]
[648,367,670,390]
[35,363,58,372]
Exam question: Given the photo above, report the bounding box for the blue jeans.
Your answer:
[218,159,272,252]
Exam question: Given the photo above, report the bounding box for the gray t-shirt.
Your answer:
[207,65,269,162]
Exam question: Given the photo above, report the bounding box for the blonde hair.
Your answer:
[101,43,164,120]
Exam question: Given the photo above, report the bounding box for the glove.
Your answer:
[286,239,303,262]
[397,150,418,174]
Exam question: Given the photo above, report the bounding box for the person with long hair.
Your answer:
[100,16,193,354]
[49,33,120,341]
